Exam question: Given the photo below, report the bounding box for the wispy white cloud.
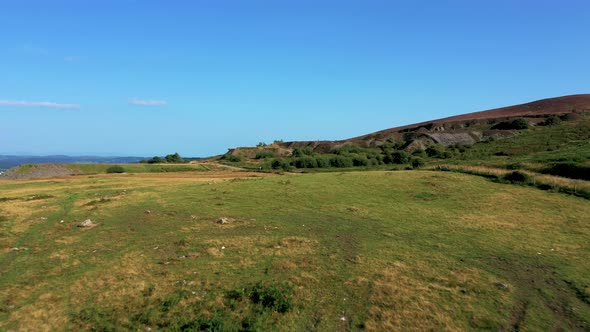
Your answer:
[0,100,80,109]
[64,55,80,62]
[128,98,167,106]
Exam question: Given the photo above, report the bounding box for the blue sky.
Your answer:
[1,0,589,156]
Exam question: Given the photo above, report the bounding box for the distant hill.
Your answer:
[352,94,590,140]
[274,94,590,152]
[0,155,145,169]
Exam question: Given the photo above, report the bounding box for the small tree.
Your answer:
[391,151,410,164]
[542,116,561,126]
[165,153,185,163]
[147,156,164,164]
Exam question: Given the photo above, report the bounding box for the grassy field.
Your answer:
[69,163,212,174]
[0,171,589,331]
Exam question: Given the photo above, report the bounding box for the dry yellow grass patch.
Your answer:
[7,292,67,332]
[54,236,79,245]
[364,262,508,331]
[49,250,69,260]
[274,236,318,256]
[2,201,58,234]
[272,259,299,271]
[69,252,155,306]
[206,247,225,258]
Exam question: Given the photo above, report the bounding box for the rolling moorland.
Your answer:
[0,95,589,331]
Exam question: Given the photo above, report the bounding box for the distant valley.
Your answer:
[0,155,146,170]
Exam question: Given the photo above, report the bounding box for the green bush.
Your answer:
[255,151,277,159]
[330,155,353,168]
[225,155,242,162]
[270,159,291,171]
[411,157,425,168]
[412,149,427,157]
[503,171,530,183]
[541,116,561,126]
[146,156,164,164]
[165,153,185,163]
[391,151,410,164]
[106,165,125,173]
[491,118,529,130]
[315,155,331,168]
[292,147,314,157]
[293,156,317,168]
[351,154,369,167]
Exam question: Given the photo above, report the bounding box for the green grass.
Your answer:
[452,117,590,166]
[0,171,589,330]
[68,163,210,174]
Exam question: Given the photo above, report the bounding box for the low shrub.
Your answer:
[225,155,242,162]
[412,149,427,157]
[389,151,410,164]
[351,154,369,167]
[411,157,425,168]
[249,281,293,313]
[330,155,353,168]
[503,171,530,184]
[541,116,561,126]
[292,147,314,157]
[106,165,125,173]
[491,118,529,130]
[293,156,317,168]
[255,151,277,159]
[314,155,331,168]
[270,159,291,171]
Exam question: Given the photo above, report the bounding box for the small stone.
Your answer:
[78,219,95,228]
[11,247,19,251]
[495,282,509,289]
[221,246,226,250]
[340,316,346,321]
[60,220,64,223]
[145,210,152,215]
[217,217,229,225]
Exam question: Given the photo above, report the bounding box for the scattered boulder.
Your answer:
[145,210,152,215]
[78,219,96,228]
[216,217,229,225]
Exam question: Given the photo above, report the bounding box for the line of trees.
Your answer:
[263,143,451,170]
[140,153,187,164]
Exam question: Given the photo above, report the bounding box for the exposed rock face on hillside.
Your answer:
[0,164,82,180]
[247,94,589,156]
